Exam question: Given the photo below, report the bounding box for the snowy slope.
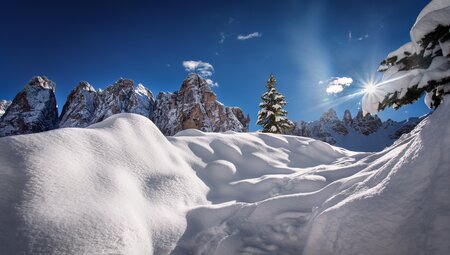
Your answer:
[0,98,449,254]
[172,97,450,255]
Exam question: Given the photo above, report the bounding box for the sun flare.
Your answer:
[363,82,377,94]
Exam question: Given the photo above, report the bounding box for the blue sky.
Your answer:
[0,0,431,130]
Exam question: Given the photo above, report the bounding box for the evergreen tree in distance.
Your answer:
[257,74,294,134]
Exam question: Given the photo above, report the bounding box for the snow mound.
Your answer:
[0,113,207,254]
[172,98,450,254]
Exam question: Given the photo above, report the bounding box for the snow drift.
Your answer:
[1,98,449,254]
[0,114,208,254]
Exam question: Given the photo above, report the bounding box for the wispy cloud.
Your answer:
[182,60,219,87]
[357,34,369,41]
[219,32,226,44]
[228,17,235,24]
[237,32,261,41]
[321,77,353,94]
[348,31,352,41]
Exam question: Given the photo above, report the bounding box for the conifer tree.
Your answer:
[257,74,294,133]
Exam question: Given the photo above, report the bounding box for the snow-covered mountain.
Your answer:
[59,79,154,128]
[0,76,58,137]
[0,95,448,254]
[152,73,250,135]
[288,108,425,151]
[1,74,249,136]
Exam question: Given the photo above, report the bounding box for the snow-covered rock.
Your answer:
[59,79,154,128]
[59,81,96,128]
[0,97,449,254]
[287,108,424,151]
[0,76,58,137]
[0,99,11,117]
[351,109,382,135]
[152,73,250,135]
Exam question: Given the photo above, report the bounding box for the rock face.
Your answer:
[0,100,11,117]
[152,74,250,135]
[0,76,58,137]
[288,108,425,151]
[59,79,154,128]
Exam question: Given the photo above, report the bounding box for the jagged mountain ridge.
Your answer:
[0,74,249,137]
[59,79,154,128]
[288,108,425,151]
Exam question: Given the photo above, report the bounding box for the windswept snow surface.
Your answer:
[1,99,450,254]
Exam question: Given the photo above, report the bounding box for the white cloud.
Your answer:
[322,77,353,94]
[182,60,219,87]
[182,60,214,77]
[326,85,344,94]
[205,78,219,87]
[237,32,262,41]
[348,31,352,40]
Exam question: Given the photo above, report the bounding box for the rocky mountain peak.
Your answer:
[352,109,382,135]
[136,83,153,98]
[60,78,155,128]
[59,81,97,128]
[74,81,95,93]
[320,108,339,122]
[343,109,352,126]
[152,74,249,135]
[287,108,424,151]
[0,76,58,137]
[26,76,55,91]
[105,78,134,94]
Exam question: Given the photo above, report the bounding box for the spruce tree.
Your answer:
[257,74,294,134]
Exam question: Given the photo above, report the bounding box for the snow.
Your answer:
[0,99,11,117]
[0,114,208,254]
[411,0,450,44]
[1,98,450,254]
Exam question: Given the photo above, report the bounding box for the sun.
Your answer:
[363,82,377,94]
